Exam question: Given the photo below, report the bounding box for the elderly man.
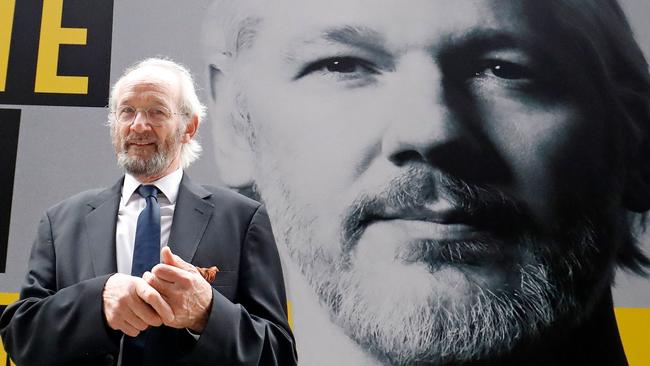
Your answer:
[203,0,650,365]
[0,58,297,365]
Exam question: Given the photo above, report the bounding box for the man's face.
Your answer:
[227,0,625,363]
[112,67,185,179]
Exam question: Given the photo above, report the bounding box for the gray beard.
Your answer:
[117,148,169,177]
[114,126,182,177]
[254,164,610,366]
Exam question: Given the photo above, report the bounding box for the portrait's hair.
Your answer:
[535,0,650,273]
[203,0,650,273]
[108,57,207,169]
[203,0,263,64]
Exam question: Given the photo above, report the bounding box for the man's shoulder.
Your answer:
[45,185,119,219]
[200,184,262,211]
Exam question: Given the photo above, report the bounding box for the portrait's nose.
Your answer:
[381,53,464,167]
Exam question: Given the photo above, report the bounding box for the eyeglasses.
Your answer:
[114,105,187,127]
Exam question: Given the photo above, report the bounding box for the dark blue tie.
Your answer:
[122,184,160,366]
[131,185,161,277]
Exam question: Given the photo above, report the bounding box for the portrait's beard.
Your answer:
[255,159,617,365]
[113,126,182,177]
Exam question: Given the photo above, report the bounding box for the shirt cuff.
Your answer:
[186,328,201,340]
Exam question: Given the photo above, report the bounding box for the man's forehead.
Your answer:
[123,66,178,87]
[117,68,180,105]
[116,88,173,106]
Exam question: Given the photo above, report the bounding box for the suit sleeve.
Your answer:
[0,212,121,366]
[182,205,298,365]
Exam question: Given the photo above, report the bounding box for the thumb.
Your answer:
[160,246,195,272]
[160,246,175,265]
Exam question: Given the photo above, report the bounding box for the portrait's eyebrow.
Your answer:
[441,28,545,57]
[284,25,389,61]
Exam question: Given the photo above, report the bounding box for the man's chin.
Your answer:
[117,151,167,177]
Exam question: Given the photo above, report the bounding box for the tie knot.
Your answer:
[137,185,159,199]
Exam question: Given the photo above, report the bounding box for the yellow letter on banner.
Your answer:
[0,0,16,92]
[34,0,88,94]
[0,293,19,366]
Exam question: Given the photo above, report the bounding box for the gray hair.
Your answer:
[108,57,207,168]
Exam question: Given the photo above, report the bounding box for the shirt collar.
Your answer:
[122,168,183,204]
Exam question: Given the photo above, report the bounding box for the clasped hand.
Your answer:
[103,247,213,337]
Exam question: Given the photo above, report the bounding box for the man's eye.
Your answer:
[296,57,379,79]
[119,106,135,114]
[149,108,168,117]
[474,61,535,81]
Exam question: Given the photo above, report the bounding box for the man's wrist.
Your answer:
[188,293,213,333]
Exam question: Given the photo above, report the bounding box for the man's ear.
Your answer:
[181,114,199,143]
[623,140,650,212]
[207,63,256,189]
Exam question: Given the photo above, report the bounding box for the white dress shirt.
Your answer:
[116,168,183,275]
[115,168,184,365]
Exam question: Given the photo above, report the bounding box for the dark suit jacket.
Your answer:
[0,175,297,366]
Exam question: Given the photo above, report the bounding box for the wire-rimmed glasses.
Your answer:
[114,105,187,127]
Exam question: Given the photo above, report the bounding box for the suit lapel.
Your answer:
[84,178,122,276]
[168,174,214,263]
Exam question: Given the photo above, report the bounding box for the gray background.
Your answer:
[1,0,649,308]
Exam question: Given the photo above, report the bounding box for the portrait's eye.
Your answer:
[474,60,536,82]
[296,56,379,80]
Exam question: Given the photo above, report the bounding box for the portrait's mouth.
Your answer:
[351,203,513,269]
[359,203,484,239]
[366,221,504,265]
[366,218,482,242]
[378,203,471,224]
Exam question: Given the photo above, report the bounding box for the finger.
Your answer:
[123,307,150,331]
[134,279,175,323]
[144,271,176,295]
[142,271,155,285]
[130,296,163,327]
[121,320,142,338]
[134,279,174,324]
[142,271,174,302]
[152,263,192,284]
[173,254,196,272]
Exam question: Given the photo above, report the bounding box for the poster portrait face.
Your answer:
[204,0,650,364]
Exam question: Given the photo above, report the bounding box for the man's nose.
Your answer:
[380,53,466,167]
[130,110,152,133]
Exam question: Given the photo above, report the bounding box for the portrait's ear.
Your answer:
[207,63,256,189]
[623,139,650,212]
